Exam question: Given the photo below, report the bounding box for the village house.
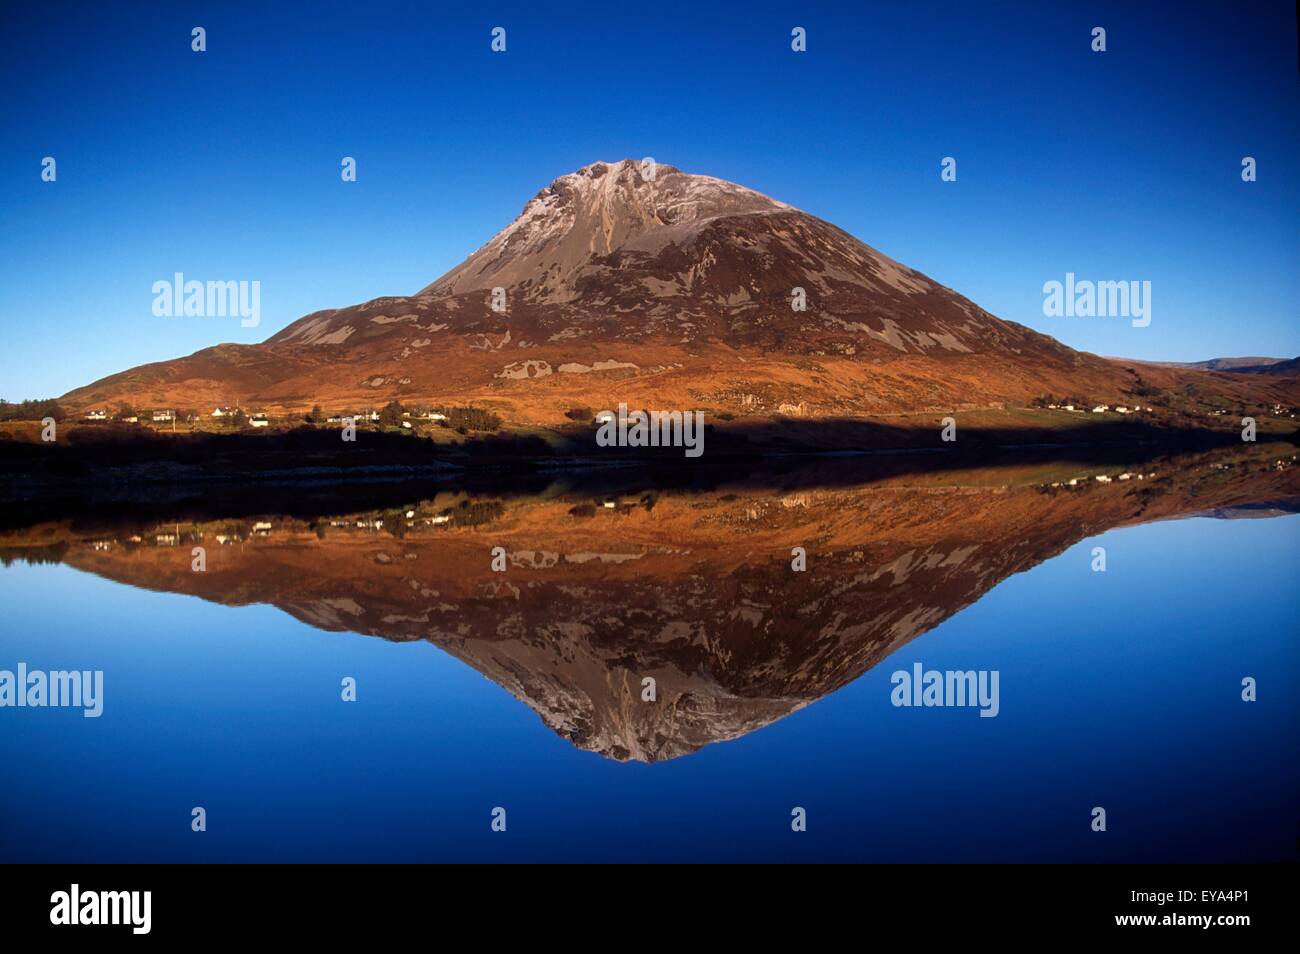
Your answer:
[327,410,380,423]
[248,413,270,428]
[211,406,238,418]
[152,409,174,422]
[83,409,107,421]
[1091,405,1109,413]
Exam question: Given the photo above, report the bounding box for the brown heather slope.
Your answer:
[58,160,1300,432]
[5,445,1295,761]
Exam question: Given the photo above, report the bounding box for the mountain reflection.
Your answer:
[2,445,1296,762]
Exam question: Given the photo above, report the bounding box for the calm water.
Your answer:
[1,449,1297,862]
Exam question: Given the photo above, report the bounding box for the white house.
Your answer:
[1092,405,1109,413]
[152,409,174,422]
[1115,406,1131,414]
[249,413,270,428]
[83,409,107,421]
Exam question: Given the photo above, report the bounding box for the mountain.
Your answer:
[409,160,1061,356]
[1244,357,1300,375]
[1140,356,1298,373]
[60,160,1298,429]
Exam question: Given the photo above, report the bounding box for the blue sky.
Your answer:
[1,0,1296,400]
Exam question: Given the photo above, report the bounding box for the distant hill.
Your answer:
[1142,356,1299,374]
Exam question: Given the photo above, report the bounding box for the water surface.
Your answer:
[2,446,1297,862]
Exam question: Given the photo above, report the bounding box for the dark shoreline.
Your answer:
[2,421,1296,528]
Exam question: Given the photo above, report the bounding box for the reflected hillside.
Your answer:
[2,445,1296,762]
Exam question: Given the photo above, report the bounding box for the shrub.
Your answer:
[441,406,503,432]
[0,398,65,421]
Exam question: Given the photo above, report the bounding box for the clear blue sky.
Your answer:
[1,0,1296,400]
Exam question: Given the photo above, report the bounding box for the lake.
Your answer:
[1,444,1297,862]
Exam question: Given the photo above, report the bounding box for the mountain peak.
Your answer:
[419,160,790,301]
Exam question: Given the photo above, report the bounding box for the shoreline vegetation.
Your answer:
[1,403,1296,503]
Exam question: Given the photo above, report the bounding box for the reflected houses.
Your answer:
[1,446,1296,763]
